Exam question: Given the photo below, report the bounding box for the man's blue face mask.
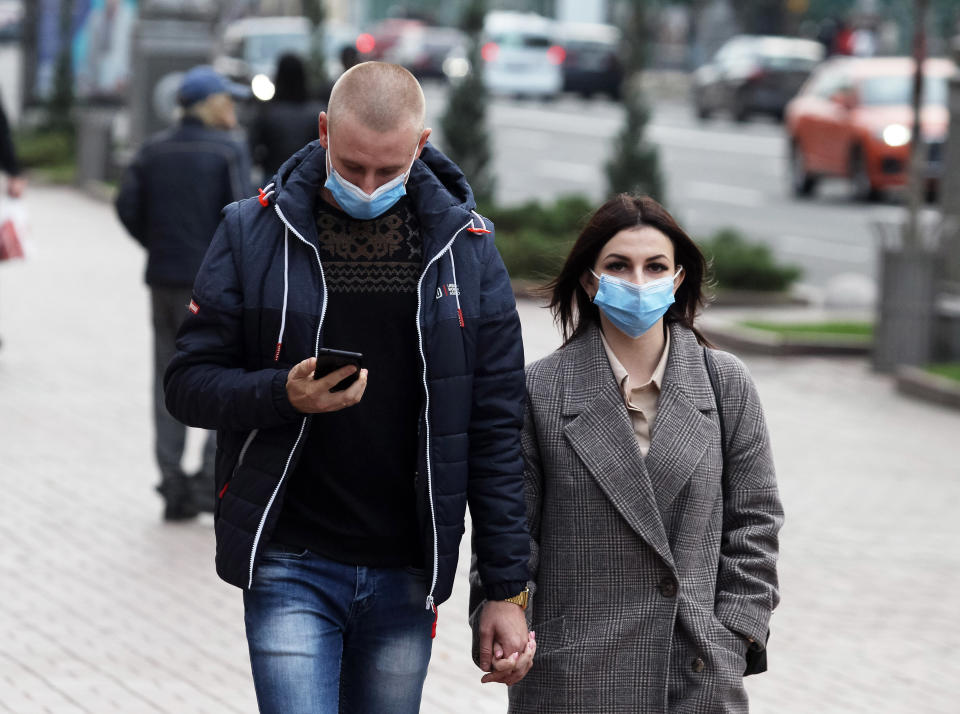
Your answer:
[324,138,418,220]
[590,267,683,339]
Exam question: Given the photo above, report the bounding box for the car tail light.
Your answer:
[547,45,566,65]
[747,66,766,81]
[356,33,375,54]
[481,42,499,63]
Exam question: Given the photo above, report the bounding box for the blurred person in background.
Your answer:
[0,97,25,199]
[164,61,534,712]
[0,94,26,352]
[248,53,324,180]
[488,194,783,712]
[115,65,252,521]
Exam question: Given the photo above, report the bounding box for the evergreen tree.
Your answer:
[303,0,327,100]
[605,0,664,203]
[440,0,495,205]
[49,0,75,133]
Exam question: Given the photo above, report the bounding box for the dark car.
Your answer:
[555,21,623,99]
[693,35,824,121]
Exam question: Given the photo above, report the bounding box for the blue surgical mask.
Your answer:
[590,267,683,338]
[324,139,418,220]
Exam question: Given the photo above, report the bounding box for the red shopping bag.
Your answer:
[0,198,27,261]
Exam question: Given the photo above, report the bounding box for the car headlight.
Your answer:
[880,124,911,147]
[442,57,470,79]
[251,74,275,102]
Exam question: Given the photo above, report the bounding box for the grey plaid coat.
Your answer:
[504,322,782,713]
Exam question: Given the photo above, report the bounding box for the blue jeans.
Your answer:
[243,543,435,714]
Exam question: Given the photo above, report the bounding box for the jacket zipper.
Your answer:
[245,203,328,589]
[416,219,473,610]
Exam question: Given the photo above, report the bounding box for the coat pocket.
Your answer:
[531,614,573,656]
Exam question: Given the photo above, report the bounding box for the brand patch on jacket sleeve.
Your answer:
[188,299,199,314]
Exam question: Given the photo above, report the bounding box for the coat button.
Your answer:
[658,575,677,598]
[691,657,705,673]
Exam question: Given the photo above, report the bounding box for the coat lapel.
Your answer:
[645,324,717,513]
[561,325,677,574]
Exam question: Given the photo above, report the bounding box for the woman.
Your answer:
[248,53,324,179]
[508,194,782,712]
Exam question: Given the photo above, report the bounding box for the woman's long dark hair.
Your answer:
[544,194,711,345]
[272,53,308,103]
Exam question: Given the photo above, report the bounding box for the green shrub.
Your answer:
[699,229,802,292]
[13,127,75,168]
[480,195,595,281]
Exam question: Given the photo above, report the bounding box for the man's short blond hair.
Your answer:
[327,62,425,135]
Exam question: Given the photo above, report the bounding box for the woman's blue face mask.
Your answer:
[590,266,683,338]
[324,138,418,220]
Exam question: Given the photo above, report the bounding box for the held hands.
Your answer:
[285,358,368,414]
[476,600,536,686]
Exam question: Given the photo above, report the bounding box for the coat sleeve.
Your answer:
[712,352,784,647]
[469,386,542,626]
[466,231,531,603]
[0,100,21,176]
[115,154,147,246]
[164,202,302,431]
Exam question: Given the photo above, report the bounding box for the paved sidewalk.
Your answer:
[1,186,959,713]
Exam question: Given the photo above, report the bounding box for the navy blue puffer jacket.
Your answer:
[164,141,529,608]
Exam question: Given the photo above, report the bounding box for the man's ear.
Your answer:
[318,112,329,149]
[416,128,432,157]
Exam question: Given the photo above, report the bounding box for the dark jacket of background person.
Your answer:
[163,141,530,606]
[493,322,782,713]
[248,54,323,179]
[0,99,21,178]
[115,117,251,286]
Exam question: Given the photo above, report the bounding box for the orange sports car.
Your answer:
[785,56,953,201]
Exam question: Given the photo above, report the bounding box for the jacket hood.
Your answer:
[265,140,477,248]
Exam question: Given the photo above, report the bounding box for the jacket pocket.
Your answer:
[222,428,259,501]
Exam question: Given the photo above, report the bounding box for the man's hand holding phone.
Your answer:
[286,357,367,414]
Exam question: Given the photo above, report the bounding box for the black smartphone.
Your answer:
[313,348,363,392]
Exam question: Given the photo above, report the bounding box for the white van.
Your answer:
[480,12,563,99]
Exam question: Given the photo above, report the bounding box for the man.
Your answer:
[164,62,534,711]
[0,94,26,352]
[116,65,252,521]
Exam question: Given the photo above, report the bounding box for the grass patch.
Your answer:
[13,126,76,185]
[926,363,960,383]
[740,320,873,341]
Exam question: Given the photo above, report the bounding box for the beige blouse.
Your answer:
[600,330,671,457]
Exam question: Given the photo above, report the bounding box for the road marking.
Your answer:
[487,103,784,158]
[684,181,765,207]
[536,159,602,182]
[778,234,873,264]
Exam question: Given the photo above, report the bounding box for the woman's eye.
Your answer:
[604,262,628,272]
[647,263,668,273]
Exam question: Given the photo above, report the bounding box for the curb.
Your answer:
[896,367,960,411]
[701,322,872,357]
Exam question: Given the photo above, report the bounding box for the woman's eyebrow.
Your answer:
[602,252,631,261]
[645,254,669,262]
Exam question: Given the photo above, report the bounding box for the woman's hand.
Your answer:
[481,631,536,686]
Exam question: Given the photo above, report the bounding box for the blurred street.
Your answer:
[422,82,937,301]
[1,185,958,713]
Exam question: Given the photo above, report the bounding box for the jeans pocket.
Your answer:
[260,542,311,560]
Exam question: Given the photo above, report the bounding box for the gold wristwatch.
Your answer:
[502,587,530,610]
